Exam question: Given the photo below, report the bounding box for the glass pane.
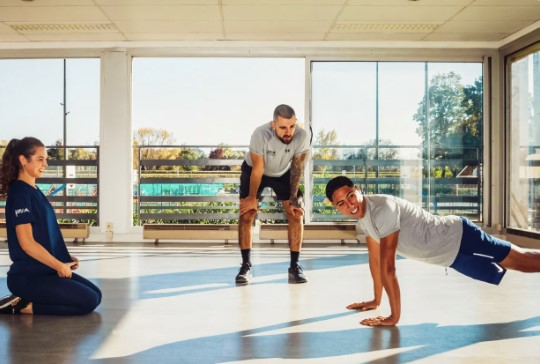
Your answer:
[312,62,376,145]
[65,59,100,145]
[0,58,100,225]
[509,49,540,232]
[425,63,483,220]
[132,58,305,145]
[379,62,424,146]
[131,58,305,225]
[0,59,63,145]
[311,61,483,223]
[311,62,376,221]
[378,62,424,204]
[0,58,100,146]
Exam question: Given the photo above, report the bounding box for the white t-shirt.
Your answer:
[245,122,311,177]
[356,194,463,267]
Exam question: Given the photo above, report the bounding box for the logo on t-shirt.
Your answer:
[15,208,30,217]
[266,150,276,156]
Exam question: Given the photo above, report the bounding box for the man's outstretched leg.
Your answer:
[284,201,307,284]
[236,209,257,285]
[500,245,540,272]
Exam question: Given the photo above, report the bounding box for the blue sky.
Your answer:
[0,58,482,149]
[0,58,100,146]
[132,57,305,146]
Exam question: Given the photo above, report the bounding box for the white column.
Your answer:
[98,50,133,236]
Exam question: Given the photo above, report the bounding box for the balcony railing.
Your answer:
[134,145,288,225]
[0,143,482,227]
[311,145,482,222]
[133,144,483,225]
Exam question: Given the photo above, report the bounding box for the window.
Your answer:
[311,61,483,222]
[508,45,540,234]
[131,58,305,224]
[0,58,100,146]
[311,62,376,222]
[0,58,100,225]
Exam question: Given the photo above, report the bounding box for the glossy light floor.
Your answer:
[1,242,539,364]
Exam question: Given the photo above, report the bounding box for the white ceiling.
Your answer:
[0,0,539,45]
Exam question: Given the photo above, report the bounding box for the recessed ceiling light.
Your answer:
[9,23,119,33]
[333,23,438,32]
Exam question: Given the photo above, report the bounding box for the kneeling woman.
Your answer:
[0,137,101,315]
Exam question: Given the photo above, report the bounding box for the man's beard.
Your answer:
[278,135,292,144]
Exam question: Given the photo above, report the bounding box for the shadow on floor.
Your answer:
[0,253,366,363]
[135,253,370,299]
[90,314,540,363]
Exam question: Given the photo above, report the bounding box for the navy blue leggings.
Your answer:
[8,272,101,316]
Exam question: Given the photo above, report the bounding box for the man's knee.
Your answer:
[240,209,257,224]
[286,209,304,223]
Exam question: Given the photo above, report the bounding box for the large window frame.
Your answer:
[505,41,540,238]
[0,57,101,225]
[0,48,496,233]
[306,59,485,224]
[128,55,487,226]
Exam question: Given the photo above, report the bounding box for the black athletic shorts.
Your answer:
[239,161,302,201]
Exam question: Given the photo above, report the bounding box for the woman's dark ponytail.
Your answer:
[0,137,44,196]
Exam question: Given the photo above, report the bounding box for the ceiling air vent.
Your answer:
[333,23,439,32]
[9,23,118,33]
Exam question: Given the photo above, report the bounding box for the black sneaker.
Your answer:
[12,299,29,314]
[288,264,307,284]
[0,294,21,314]
[235,263,252,285]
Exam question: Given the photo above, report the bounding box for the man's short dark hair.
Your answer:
[325,176,354,202]
[273,104,295,120]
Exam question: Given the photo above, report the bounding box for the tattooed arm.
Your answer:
[289,152,308,208]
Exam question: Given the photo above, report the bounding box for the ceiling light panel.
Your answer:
[9,23,119,33]
[333,23,439,32]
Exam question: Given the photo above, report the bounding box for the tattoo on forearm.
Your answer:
[290,153,307,201]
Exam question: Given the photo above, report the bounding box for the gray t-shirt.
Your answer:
[356,194,463,267]
[245,122,311,177]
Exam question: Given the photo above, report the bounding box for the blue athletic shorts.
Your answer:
[449,217,512,285]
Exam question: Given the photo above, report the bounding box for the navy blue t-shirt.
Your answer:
[5,180,71,275]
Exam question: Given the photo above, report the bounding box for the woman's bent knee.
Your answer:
[77,293,101,315]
